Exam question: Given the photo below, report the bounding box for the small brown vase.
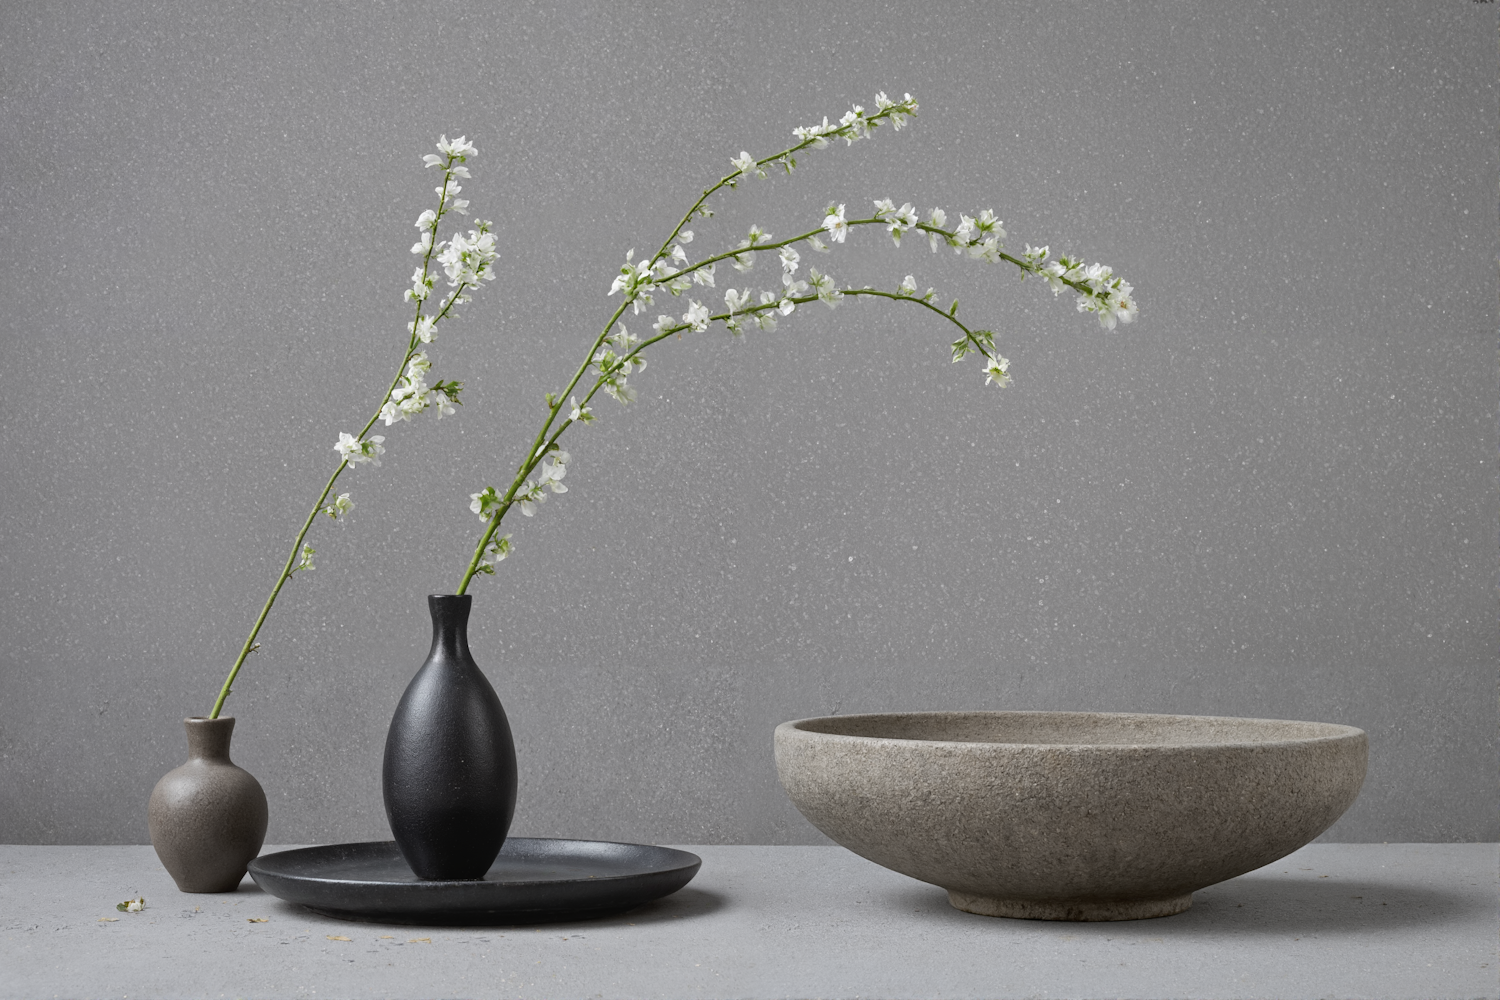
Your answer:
[148,717,268,893]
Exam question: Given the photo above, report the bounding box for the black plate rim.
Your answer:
[246,837,703,924]
[249,837,701,888]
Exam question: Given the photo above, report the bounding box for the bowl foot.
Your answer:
[947,890,1194,921]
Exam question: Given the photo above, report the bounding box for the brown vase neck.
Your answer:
[184,717,236,762]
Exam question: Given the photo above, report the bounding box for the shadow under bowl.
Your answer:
[774,710,1366,921]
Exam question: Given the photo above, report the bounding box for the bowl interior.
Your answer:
[792,711,1360,747]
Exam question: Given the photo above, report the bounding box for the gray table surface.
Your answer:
[2,843,1495,1000]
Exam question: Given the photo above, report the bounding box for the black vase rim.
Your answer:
[184,716,235,724]
[428,593,472,601]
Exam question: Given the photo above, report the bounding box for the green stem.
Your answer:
[453,280,989,598]
[454,297,633,594]
[208,155,466,718]
[631,216,1100,304]
[456,100,1047,596]
[208,460,349,718]
[643,101,917,269]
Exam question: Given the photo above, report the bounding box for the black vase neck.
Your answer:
[427,594,473,662]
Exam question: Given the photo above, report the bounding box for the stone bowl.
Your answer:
[774,711,1366,921]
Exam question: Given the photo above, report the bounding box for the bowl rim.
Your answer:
[775,709,1366,750]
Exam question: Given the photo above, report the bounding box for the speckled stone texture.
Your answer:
[147,717,268,893]
[775,711,1367,920]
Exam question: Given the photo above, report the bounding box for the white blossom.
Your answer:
[953,214,976,248]
[927,208,947,252]
[1072,264,1138,329]
[753,291,780,332]
[793,115,837,148]
[381,352,460,425]
[684,300,710,332]
[887,202,918,246]
[1040,258,1070,294]
[322,493,354,520]
[335,432,385,466]
[1107,286,1139,327]
[725,288,752,314]
[603,331,645,377]
[968,237,1004,264]
[476,533,512,573]
[873,91,916,129]
[821,203,849,243]
[410,315,436,343]
[1023,244,1050,269]
[603,381,638,404]
[838,106,869,144]
[437,134,477,159]
[780,272,808,312]
[779,246,800,275]
[731,151,756,175]
[405,266,432,302]
[608,250,659,310]
[537,450,569,493]
[436,222,498,289]
[984,354,1012,388]
[807,268,842,307]
[975,209,1005,241]
[898,274,917,296]
[470,486,501,518]
[1028,253,1138,327]
[294,544,315,573]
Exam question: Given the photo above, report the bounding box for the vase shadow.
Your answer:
[877,875,1487,936]
[254,885,727,928]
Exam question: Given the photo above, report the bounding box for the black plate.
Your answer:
[247,838,702,925]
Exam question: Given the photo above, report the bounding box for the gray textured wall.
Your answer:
[1,2,1495,847]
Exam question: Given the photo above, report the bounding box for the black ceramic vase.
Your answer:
[383,594,517,880]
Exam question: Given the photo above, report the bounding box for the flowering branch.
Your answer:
[453,91,1135,594]
[207,136,498,718]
